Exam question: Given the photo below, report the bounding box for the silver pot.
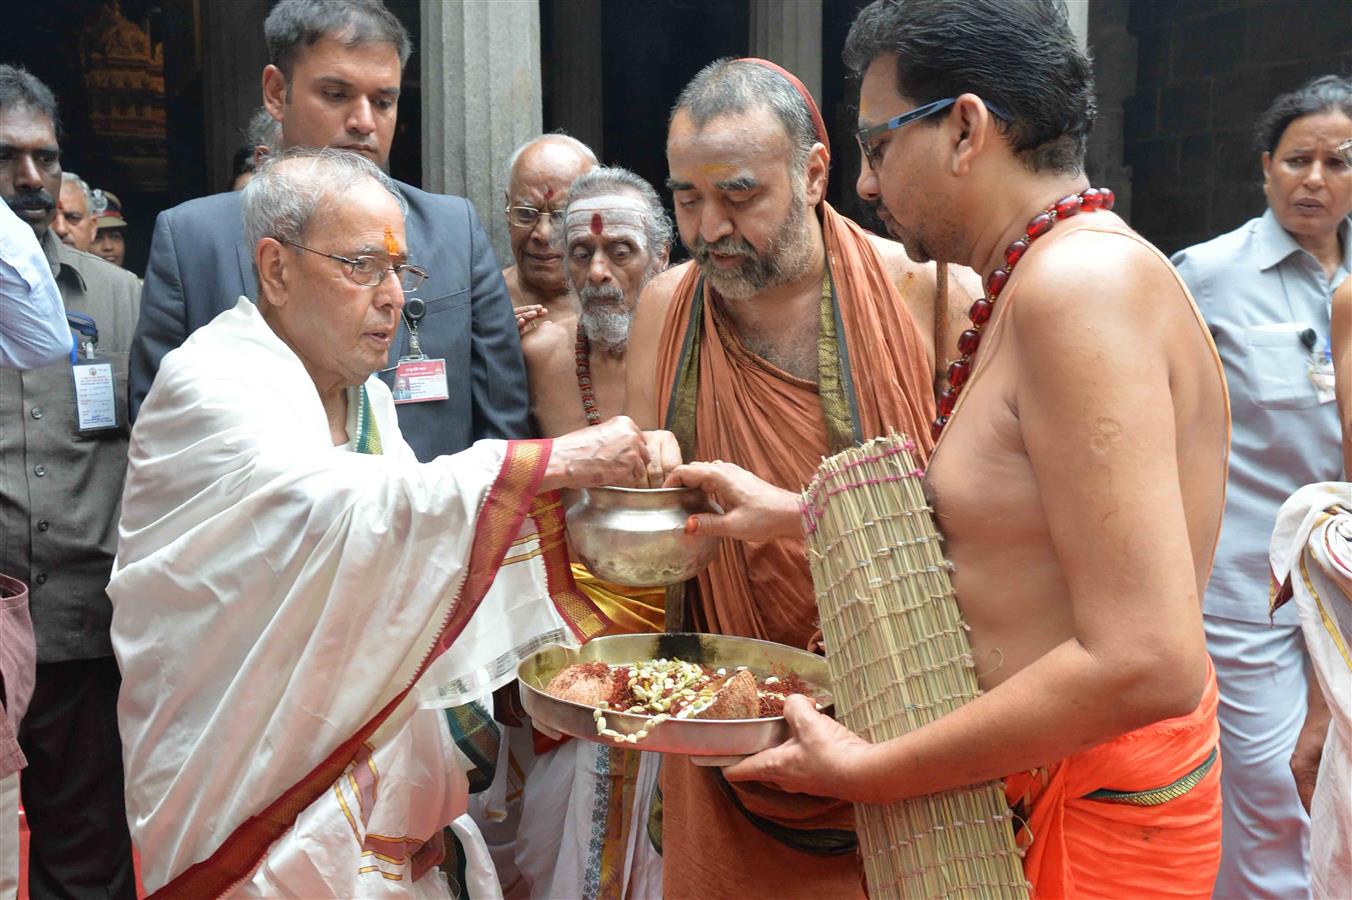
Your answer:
[566,486,720,587]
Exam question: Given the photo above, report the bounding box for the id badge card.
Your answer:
[1309,352,1336,404]
[72,357,120,432]
[393,358,450,404]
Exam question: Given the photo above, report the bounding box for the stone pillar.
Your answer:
[422,0,543,264]
[748,0,823,107]
[547,0,603,155]
[1085,0,1136,223]
[1065,0,1090,51]
[200,0,271,194]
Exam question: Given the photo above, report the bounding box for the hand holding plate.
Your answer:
[723,694,874,801]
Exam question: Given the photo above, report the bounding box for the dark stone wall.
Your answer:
[1123,0,1352,256]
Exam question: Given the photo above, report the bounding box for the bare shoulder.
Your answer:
[865,234,934,292]
[861,235,981,311]
[631,262,692,346]
[520,314,575,367]
[626,261,695,427]
[865,234,940,342]
[1009,222,1184,353]
[1334,275,1352,471]
[1333,274,1351,394]
[638,262,691,310]
[1335,273,1352,311]
[502,266,524,307]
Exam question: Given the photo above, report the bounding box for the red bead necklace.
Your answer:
[931,186,1114,441]
[575,323,601,426]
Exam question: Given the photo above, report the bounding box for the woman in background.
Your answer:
[1171,75,1352,899]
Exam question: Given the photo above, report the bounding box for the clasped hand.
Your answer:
[540,416,682,493]
[661,460,803,542]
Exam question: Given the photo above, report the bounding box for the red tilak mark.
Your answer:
[543,186,554,201]
[590,213,603,235]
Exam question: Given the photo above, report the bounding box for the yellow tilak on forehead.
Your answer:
[700,162,738,176]
[383,225,399,257]
[857,103,880,131]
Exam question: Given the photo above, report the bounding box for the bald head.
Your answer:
[53,172,96,251]
[505,134,598,295]
[506,134,596,185]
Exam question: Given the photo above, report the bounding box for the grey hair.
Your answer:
[0,64,61,136]
[564,166,673,263]
[61,172,94,213]
[264,0,411,78]
[671,58,817,169]
[241,146,405,252]
[246,106,283,153]
[504,133,598,188]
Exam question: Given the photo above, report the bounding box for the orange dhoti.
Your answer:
[654,202,940,898]
[1004,660,1223,898]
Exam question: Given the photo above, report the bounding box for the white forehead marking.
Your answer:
[565,194,650,250]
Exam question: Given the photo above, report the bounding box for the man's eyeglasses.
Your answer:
[284,240,428,292]
[857,97,1013,171]
[506,205,565,229]
[1338,137,1352,167]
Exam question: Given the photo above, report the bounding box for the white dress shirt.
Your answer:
[0,203,69,369]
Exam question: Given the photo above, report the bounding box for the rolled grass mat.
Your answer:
[801,433,1029,898]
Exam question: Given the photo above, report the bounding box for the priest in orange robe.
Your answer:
[625,57,968,898]
[662,3,1230,897]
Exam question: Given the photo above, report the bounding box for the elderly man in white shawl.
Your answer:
[109,147,669,897]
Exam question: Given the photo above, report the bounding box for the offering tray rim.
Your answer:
[517,632,833,758]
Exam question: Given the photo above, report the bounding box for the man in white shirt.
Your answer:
[0,194,68,368]
[0,198,67,900]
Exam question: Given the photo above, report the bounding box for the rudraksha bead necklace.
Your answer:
[931,186,1115,441]
[575,323,601,426]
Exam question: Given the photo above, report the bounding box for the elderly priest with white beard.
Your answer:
[108,148,670,897]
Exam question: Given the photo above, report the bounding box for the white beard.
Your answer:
[580,304,632,353]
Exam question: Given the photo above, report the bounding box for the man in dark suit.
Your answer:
[129,0,529,459]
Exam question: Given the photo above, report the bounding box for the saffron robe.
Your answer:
[653,204,937,898]
[111,299,595,895]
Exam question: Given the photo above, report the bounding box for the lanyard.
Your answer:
[401,297,427,360]
[66,312,98,361]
